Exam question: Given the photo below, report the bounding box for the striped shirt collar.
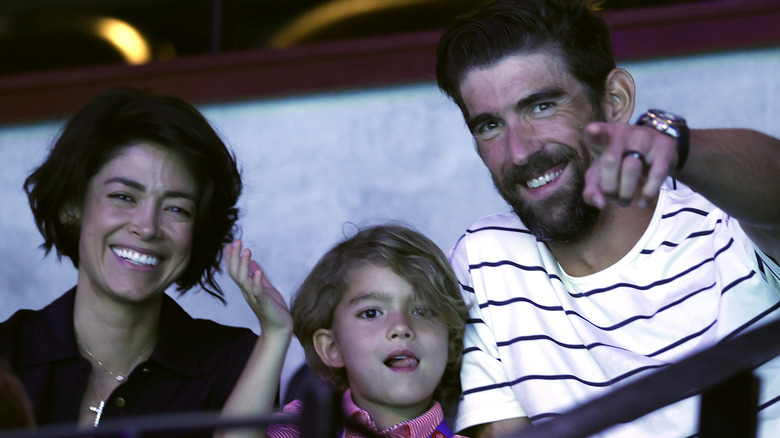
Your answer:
[341,389,446,438]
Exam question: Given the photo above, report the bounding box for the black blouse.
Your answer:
[0,288,257,436]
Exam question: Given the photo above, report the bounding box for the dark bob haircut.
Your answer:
[23,87,242,301]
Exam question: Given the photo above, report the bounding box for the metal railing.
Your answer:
[3,317,780,438]
[512,317,780,438]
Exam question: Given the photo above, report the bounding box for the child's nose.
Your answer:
[388,313,414,340]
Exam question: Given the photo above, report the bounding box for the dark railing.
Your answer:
[3,317,780,438]
[0,377,360,438]
[512,317,780,438]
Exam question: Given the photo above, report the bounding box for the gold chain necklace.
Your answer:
[76,334,156,427]
[76,335,155,382]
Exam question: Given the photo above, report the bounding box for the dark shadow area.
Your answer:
[0,0,714,76]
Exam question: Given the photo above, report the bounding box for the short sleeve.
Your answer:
[449,238,526,432]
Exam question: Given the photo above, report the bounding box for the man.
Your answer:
[435,0,780,437]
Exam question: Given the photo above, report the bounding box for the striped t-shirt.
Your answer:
[452,179,780,437]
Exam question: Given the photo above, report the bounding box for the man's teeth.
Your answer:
[526,169,563,189]
[112,247,159,266]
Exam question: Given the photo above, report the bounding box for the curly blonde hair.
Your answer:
[291,224,468,409]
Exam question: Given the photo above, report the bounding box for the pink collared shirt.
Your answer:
[268,389,465,438]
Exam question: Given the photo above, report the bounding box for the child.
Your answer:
[273,224,469,438]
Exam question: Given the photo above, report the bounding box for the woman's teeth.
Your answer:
[526,169,563,189]
[112,247,159,266]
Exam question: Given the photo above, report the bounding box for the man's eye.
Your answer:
[358,308,380,319]
[532,102,555,114]
[477,120,503,133]
[474,120,504,140]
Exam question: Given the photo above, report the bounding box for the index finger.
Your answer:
[585,122,629,196]
[583,122,611,157]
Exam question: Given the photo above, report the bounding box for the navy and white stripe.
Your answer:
[452,179,780,437]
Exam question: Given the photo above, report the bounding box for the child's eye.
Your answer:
[412,307,435,317]
[358,308,381,319]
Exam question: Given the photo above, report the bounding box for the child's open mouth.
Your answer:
[384,352,419,369]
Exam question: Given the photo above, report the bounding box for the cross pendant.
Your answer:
[89,400,105,427]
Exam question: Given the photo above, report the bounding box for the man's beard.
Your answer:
[493,142,600,245]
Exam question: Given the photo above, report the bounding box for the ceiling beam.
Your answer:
[1,0,779,125]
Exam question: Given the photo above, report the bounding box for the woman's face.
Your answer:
[75,143,197,305]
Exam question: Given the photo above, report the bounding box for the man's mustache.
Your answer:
[503,147,578,186]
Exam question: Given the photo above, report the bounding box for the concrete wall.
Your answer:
[2,46,779,395]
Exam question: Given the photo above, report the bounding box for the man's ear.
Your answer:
[602,68,635,123]
[58,203,81,226]
[313,328,345,368]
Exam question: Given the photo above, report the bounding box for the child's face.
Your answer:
[314,263,449,428]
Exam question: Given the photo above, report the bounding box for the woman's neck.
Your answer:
[74,287,161,428]
[73,285,162,376]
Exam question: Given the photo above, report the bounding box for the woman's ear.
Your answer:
[313,328,345,368]
[58,203,81,226]
[602,68,635,123]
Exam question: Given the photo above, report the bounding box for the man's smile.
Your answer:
[526,168,564,189]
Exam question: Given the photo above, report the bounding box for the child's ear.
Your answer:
[313,328,345,368]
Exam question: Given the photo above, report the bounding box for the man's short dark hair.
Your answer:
[436,0,615,117]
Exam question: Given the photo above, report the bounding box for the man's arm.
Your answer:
[461,418,531,438]
[583,124,780,262]
[680,128,780,262]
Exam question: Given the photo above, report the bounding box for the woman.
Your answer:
[0,87,291,435]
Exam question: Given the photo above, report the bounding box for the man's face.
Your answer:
[459,51,601,244]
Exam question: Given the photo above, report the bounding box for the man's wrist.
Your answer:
[635,109,689,174]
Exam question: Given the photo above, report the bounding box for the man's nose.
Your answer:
[506,122,544,166]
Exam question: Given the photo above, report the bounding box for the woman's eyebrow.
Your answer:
[104,176,196,200]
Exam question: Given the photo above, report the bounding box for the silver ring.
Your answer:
[622,150,646,166]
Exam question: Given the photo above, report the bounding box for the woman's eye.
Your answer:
[167,205,192,218]
[109,193,134,202]
[358,308,381,319]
